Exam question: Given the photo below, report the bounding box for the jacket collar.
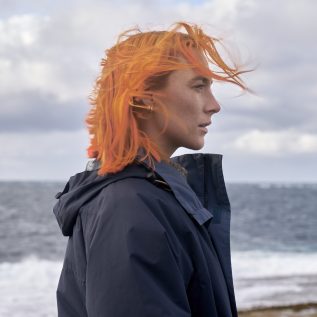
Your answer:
[86,149,228,227]
[150,159,214,226]
[134,147,225,226]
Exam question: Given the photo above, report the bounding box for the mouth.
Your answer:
[198,121,211,128]
[198,121,211,134]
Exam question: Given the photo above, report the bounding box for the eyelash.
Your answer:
[194,85,205,90]
[194,84,213,92]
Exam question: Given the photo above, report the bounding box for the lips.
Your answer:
[198,121,211,127]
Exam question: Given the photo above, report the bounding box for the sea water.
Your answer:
[0,181,316,316]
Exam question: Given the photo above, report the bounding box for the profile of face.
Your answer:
[138,49,221,158]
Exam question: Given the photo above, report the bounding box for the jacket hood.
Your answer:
[53,151,230,237]
[53,159,150,236]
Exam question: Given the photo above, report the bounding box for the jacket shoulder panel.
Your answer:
[81,176,192,247]
[79,177,193,316]
[81,176,195,282]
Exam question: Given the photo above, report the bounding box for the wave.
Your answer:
[1,252,317,315]
[232,250,317,309]
[0,255,62,317]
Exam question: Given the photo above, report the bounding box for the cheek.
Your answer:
[179,101,200,130]
[164,89,200,130]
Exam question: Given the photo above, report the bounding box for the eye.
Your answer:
[193,85,205,90]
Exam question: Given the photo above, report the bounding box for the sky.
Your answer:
[0,0,316,183]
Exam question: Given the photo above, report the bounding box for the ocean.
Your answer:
[0,181,316,316]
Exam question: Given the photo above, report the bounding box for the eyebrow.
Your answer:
[189,76,213,85]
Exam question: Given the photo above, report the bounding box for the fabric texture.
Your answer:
[53,151,237,317]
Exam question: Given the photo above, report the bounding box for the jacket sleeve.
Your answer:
[85,183,191,317]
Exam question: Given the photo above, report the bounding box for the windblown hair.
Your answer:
[85,21,253,176]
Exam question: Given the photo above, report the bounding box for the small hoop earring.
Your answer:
[130,103,154,112]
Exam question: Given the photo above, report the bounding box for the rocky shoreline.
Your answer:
[238,303,317,317]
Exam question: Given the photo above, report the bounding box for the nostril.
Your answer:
[213,105,221,114]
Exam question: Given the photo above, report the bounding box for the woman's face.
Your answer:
[138,51,221,158]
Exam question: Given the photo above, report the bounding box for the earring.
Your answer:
[130,103,154,112]
[129,97,154,112]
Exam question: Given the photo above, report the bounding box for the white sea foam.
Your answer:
[1,252,317,315]
[0,256,62,317]
[232,250,317,309]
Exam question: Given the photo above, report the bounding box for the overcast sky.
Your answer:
[0,0,316,182]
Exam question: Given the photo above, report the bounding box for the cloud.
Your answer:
[0,14,50,47]
[230,129,317,155]
[0,130,89,180]
[0,90,87,132]
[0,0,316,181]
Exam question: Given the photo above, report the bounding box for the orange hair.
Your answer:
[85,21,254,176]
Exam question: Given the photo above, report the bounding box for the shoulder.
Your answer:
[101,176,173,208]
[81,174,195,269]
[81,176,177,232]
[101,177,174,219]
[80,178,177,253]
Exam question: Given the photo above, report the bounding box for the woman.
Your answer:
[53,21,252,316]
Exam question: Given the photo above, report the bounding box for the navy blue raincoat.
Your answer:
[53,152,237,316]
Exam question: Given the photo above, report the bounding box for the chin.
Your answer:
[186,140,204,151]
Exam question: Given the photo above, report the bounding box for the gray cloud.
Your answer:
[0,0,316,181]
[0,91,87,132]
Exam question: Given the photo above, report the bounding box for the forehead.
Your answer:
[168,48,211,82]
[168,64,211,86]
[191,48,209,67]
[168,67,204,82]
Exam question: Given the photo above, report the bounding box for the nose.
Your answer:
[205,91,221,115]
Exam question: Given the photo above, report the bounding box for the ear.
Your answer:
[133,96,154,106]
